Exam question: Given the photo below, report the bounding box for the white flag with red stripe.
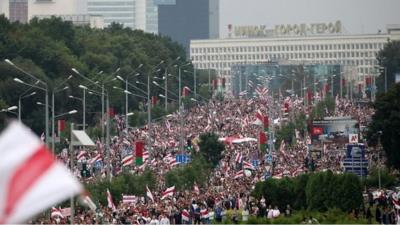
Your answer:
[106,189,116,211]
[161,186,175,200]
[0,122,82,223]
[234,170,244,179]
[181,209,190,221]
[122,155,133,166]
[146,185,154,202]
[50,207,63,218]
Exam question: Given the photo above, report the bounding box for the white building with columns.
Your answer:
[190,22,400,92]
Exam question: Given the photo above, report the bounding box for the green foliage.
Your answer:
[275,113,307,148]
[310,97,336,120]
[85,169,156,206]
[0,15,188,136]
[376,40,400,94]
[198,132,225,168]
[367,83,400,169]
[164,154,211,191]
[364,166,397,188]
[252,171,363,213]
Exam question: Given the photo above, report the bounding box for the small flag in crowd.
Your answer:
[80,192,97,211]
[259,131,267,152]
[77,150,88,161]
[51,207,63,218]
[122,195,137,204]
[200,208,209,219]
[135,141,144,166]
[234,170,244,179]
[0,122,82,223]
[161,186,175,200]
[181,209,190,222]
[107,189,116,211]
[243,161,255,170]
[122,155,133,166]
[235,152,242,164]
[146,186,154,202]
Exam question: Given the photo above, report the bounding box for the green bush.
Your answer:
[85,169,156,206]
[365,166,397,188]
[252,171,363,213]
[164,154,211,191]
[198,132,225,168]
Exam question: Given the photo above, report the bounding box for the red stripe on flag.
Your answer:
[4,145,54,220]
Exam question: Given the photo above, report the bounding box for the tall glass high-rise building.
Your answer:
[87,0,159,33]
[157,0,220,51]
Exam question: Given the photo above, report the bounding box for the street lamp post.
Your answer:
[78,85,88,131]
[72,68,113,181]
[18,91,36,121]
[7,59,49,147]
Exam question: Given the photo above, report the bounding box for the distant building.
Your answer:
[190,22,400,92]
[87,0,159,33]
[158,0,219,51]
[0,0,104,28]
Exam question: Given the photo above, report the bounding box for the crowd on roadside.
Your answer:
[30,93,400,224]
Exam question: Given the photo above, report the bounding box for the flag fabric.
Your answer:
[200,208,209,219]
[135,141,144,166]
[88,153,102,164]
[239,90,247,97]
[77,150,88,161]
[122,155,133,166]
[143,150,149,162]
[51,207,63,218]
[169,158,179,167]
[106,189,116,211]
[161,186,175,200]
[234,170,244,179]
[0,122,82,224]
[57,120,65,138]
[392,192,400,209]
[263,116,269,131]
[243,161,255,170]
[122,195,137,204]
[259,131,267,152]
[253,110,264,125]
[235,153,242,164]
[80,192,97,211]
[146,186,154,202]
[182,86,191,97]
[181,209,190,222]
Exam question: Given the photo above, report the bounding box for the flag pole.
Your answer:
[69,123,75,223]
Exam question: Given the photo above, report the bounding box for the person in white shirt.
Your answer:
[160,214,170,225]
[242,207,249,222]
[149,215,159,225]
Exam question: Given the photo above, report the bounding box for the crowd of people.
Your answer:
[30,93,400,224]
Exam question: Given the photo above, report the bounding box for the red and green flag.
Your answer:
[263,116,269,132]
[135,141,144,166]
[259,131,267,152]
[57,120,65,138]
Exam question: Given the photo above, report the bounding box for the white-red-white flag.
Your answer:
[0,122,82,223]
[181,209,190,221]
[161,186,175,200]
[146,185,154,202]
[106,189,116,211]
[234,170,244,179]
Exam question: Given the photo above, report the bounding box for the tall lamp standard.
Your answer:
[116,63,143,129]
[6,59,49,147]
[18,91,36,121]
[72,68,112,182]
[136,60,164,158]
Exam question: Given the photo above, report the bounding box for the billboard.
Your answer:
[342,143,368,176]
[312,117,358,143]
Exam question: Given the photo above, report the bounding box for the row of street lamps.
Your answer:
[3,57,199,178]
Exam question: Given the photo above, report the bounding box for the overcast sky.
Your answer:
[219,0,400,37]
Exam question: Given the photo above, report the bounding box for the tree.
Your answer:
[367,83,400,169]
[376,40,400,94]
[198,132,225,168]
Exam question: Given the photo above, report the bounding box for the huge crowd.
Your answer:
[30,94,400,224]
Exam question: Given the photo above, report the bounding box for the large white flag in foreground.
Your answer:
[0,122,82,223]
